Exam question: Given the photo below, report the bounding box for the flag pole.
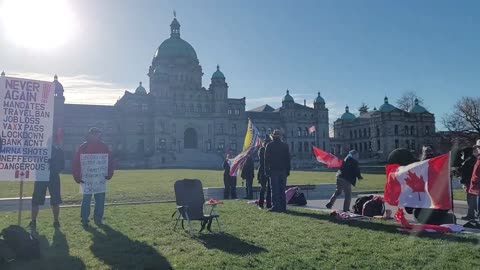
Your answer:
[17,171,24,226]
[448,151,456,224]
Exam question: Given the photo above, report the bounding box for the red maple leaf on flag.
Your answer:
[405,171,425,200]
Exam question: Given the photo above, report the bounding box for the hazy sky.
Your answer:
[1,0,479,128]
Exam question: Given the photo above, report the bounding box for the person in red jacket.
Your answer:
[73,127,114,227]
[469,140,480,203]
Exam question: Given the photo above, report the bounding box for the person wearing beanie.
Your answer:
[264,130,291,212]
[326,149,363,212]
[257,134,272,209]
[456,147,477,220]
[73,127,114,227]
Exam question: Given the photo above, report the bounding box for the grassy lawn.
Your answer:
[1,202,479,270]
[0,170,388,204]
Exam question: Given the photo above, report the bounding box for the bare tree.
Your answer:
[396,91,424,111]
[443,97,480,134]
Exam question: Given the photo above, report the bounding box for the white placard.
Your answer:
[80,154,108,194]
[0,76,54,181]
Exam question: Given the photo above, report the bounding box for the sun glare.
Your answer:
[0,0,76,50]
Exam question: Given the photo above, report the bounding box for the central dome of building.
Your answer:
[152,17,198,63]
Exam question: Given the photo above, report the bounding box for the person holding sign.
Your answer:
[29,139,65,229]
[73,127,114,227]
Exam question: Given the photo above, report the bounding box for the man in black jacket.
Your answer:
[326,150,362,212]
[457,147,477,220]
[257,135,272,209]
[265,130,291,212]
[241,155,255,199]
[222,153,237,199]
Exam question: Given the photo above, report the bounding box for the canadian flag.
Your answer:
[308,125,316,134]
[384,153,452,210]
[312,146,343,168]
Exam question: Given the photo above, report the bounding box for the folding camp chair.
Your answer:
[173,179,222,235]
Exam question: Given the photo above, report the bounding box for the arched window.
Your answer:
[410,126,415,136]
[394,125,399,135]
[297,127,302,137]
[231,124,237,136]
[304,142,309,152]
[404,125,409,135]
[304,127,309,137]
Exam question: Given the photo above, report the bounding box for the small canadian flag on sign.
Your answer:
[14,170,30,179]
[384,153,452,210]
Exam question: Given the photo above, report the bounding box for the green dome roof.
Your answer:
[154,37,197,61]
[135,82,147,95]
[314,92,325,104]
[341,106,356,120]
[409,98,428,113]
[282,90,294,102]
[211,65,225,80]
[153,17,198,62]
[378,96,397,112]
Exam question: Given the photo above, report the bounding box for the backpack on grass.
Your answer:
[0,225,40,260]
[353,195,373,214]
[362,196,385,217]
[289,192,307,206]
[0,239,15,265]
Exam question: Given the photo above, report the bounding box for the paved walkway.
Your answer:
[303,194,472,225]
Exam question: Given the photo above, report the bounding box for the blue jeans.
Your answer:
[270,170,287,211]
[81,193,105,222]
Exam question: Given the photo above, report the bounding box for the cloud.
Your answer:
[4,71,129,105]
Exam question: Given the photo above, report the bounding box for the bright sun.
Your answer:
[0,0,76,50]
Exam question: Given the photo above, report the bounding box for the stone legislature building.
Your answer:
[38,16,331,169]
[330,97,436,161]
[1,16,436,168]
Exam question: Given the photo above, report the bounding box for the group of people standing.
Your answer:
[223,129,291,212]
[29,127,114,229]
[454,139,480,220]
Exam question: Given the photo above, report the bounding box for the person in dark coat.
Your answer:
[257,135,272,209]
[241,155,255,199]
[264,130,291,212]
[326,150,363,211]
[456,147,477,220]
[222,153,237,199]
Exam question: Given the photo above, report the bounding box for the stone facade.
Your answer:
[3,16,439,168]
[330,97,436,161]
[247,91,330,168]
[49,16,327,168]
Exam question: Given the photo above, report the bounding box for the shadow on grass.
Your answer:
[196,233,267,255]
[285,209,480,244]
[8,228,87,270]
[85,224,172,270]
